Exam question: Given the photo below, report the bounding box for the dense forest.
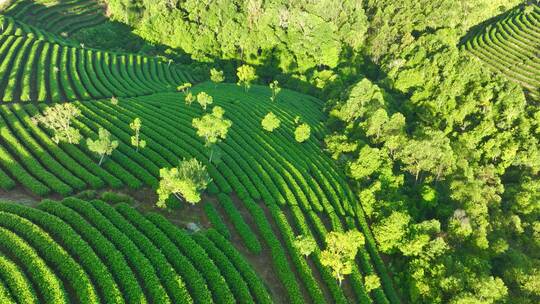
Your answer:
[0,0,538,303]
[98,1,540,303]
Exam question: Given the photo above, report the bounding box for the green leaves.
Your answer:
[210,68,224,85]
[196,92,213,110]
[31,103,82,144]
[156,158,211,207]
[261,112,280,132]
[269,80,281,102]
[87,128,119,166]
[192,106,232,148]
[293,235,317,258]
[294,123,311,143]
[129,118,146,152]
[320,230,365,286]
[236,65,257,91]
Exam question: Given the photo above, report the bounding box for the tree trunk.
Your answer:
[209,148,214,163]
[98,154,105,166]
[173,192,184,202]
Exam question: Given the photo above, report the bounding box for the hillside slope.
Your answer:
[0,82,400,303]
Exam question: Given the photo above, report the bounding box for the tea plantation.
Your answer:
[0,1,399,303]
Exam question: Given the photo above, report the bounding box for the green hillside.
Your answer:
[464,3,540,100]
[0,80,399,303]
[1,0,539,303]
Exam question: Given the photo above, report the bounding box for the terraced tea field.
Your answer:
[0,1,400,303]
[464,4,540,100]
[0,197,272,304]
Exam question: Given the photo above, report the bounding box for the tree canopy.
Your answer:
[31,103,82,144]
[156,158,211,207]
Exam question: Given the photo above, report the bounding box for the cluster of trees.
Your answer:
[103,0,523,99]
[326,27,540,303]
[102,0,369,96]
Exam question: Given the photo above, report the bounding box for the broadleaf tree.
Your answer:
[192,106,232,162]
[237,64,257,91]
[129,118,146,152]
[261,112,281,132]
[295,123,311,143]
[196,92,213,110]
[293,235,317,258]
[210,68,225,86]
[156,158,211,208]
[87,128,119,166]
[320,230,365,286]
[269,80,281,102]
[32,103,82,144]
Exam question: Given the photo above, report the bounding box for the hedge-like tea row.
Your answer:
[0,225,68,303]
[206,229,273,304]
[0,203,124,303]
[114,202,212,304]
[217,193,262,254]
[0,198,267,304]
[0,254,38,304]
[89,200,192,304]
[146,213,237,303]
[0,211,99,303]
[464,4,540,100]
[204,202,231,239]
[192,232,254,303]
[38,199,147,304]
[62,198,171,303]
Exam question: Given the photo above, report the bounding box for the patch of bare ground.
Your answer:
[0,185,57,206]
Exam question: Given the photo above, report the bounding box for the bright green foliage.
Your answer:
[293,235,317,258]
[269,80,281,102]
[129,118,146,152]
[320,230,365,286]
[87,128,119,166]
[364,0,520,62]
[210,69,225,85]
[236,65,257,91]
[364,274,381,292]
[192,106,232,161]
[177,82,192,94]
[156,158,211,207]
[31,103,82,144]
[261,112,280,132]
[185,92,195,106]
[110,96,119,105]
[348,146,382,180]
[196,92,213,110]
[294,123,311,143]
